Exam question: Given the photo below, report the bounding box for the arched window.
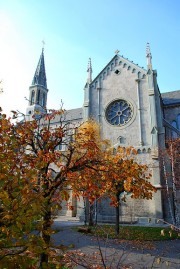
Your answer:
[177,114,180,130]
[171,120,178,139]
[31,90,35,105]
[37,89,40,104]
[42,93,46,107]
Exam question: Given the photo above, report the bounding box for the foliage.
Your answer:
[0,109,44,267]
[71,145,156,231]
[0,109,112,267]
[0,107,156,267]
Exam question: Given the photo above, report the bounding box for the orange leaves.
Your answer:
[75,120,109,155]
[124,178,132,192]
[0,110,157,266]
[69,125,155,209]
[93,145,156,206]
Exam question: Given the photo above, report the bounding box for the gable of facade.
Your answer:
[85,54,152,148]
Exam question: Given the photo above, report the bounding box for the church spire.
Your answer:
[26,48,48,119]
[32,48,47,88]
[87,58,92,83]
[146,42,152,69]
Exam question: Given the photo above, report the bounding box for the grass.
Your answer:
[77,225,180,241]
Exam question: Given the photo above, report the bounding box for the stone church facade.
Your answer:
[26,44,180,225]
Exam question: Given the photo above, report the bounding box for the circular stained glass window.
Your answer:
[106,99,133,126]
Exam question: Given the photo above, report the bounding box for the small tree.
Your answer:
[0,110,110,267]
[103,147,156,235]
[70,141,156,232]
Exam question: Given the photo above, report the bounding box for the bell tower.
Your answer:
[26,48,48,119]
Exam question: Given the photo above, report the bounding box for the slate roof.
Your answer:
[63,108,83,121]
[32,49,47,88]
[161,90,180,106]
[51,108,83,124]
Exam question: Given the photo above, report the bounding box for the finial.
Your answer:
[115,49,119,55]
[87,58,92,71]
[146,42,152,66]
[87,58,92,83]
[42,40,45,52]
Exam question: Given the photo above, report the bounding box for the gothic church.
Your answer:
[26,44,180,224]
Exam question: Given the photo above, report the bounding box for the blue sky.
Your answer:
[0,0,180,116]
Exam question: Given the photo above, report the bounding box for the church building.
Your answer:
[26,44,180,225]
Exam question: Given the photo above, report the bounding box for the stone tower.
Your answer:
[26,48,48,119]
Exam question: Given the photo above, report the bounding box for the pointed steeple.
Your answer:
[146,42,152,69]
[32,48,47,88]
[26,48,48,120]
[87,58,92,83]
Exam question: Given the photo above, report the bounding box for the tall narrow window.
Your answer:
[177,114,180,130]
[171,120,178,139]
[42,93,46,107]
[31,90,35,105]
[37,89,40,104]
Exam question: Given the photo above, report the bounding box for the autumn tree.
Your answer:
[0,107,156,267]
[70,136,156,233]
[102,147,156,234]
[69,121,110,226]
[0,110,44,268]
[71,145,156,234]
[0,109,110,268]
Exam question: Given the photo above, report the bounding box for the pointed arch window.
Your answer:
[37,89,40,104]
[31,90,35,105]
[42,93,46,107]
[177,114,180,130]
[171,120,178,139]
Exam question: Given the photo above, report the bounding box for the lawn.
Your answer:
[77,225,180,241]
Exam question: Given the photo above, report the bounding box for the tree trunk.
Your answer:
[115,192,120,235]
[83,197,87,226]
[89,203,94,226]
[39,206,52,268]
